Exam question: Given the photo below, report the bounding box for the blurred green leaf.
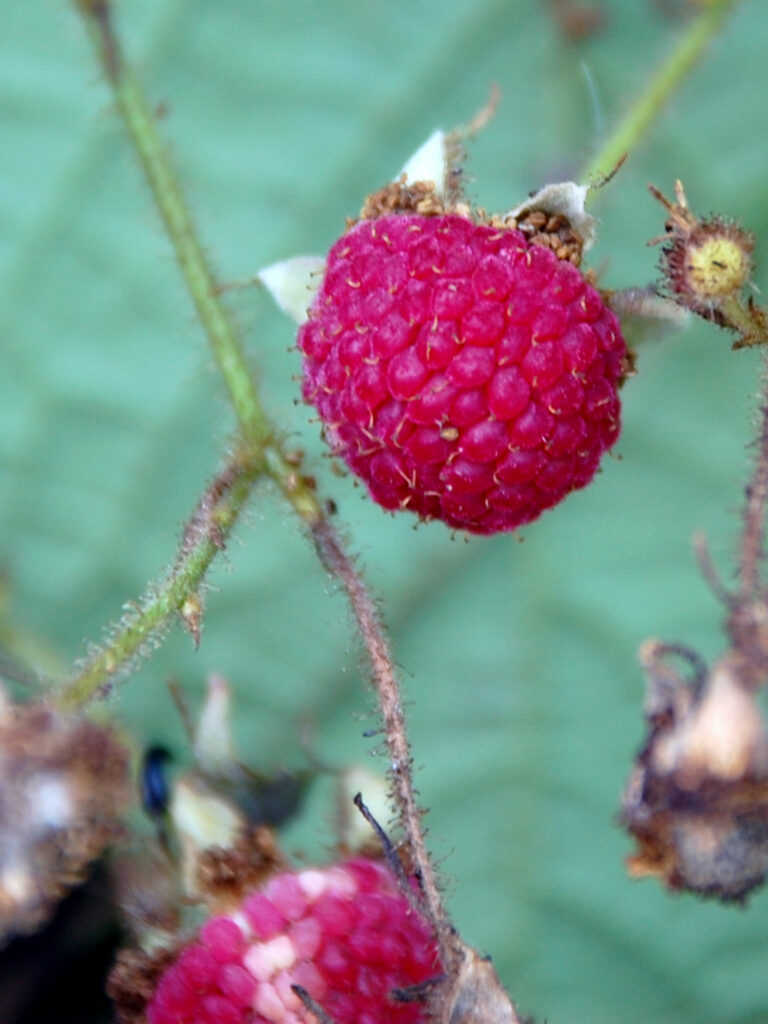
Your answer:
[2,2,768,1022]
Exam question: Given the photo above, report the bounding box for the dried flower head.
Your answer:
[649,180,756,329]
[621,643,768,902]
[0,692,130,940]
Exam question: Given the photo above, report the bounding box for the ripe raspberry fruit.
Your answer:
[297,209,625,534]
[260,128,628,534]
[145,857,440,1024]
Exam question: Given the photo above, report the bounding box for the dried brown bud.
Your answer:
[622,645,768,902]
[0,693,130,940]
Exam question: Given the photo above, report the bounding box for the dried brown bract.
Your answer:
[0,692,130,940]
[428,942,521,1024]
[108,944,180,1024]
[194,824,283,912]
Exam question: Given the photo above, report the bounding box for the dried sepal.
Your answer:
[503,180,596,260]
[397,129,452,200]
[256,256,326,325]
[193,823,283,913]
[188,675,311,830]
[108,944,181,1024]
[0,692,130,941]
[622,644,768,902]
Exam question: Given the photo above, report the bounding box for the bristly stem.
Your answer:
[311,517,456,964]
[56,452,259,710]
[582,0,739,183]
[74,0,321,525]
[738,352,768,603]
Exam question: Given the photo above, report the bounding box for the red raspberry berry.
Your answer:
[297,212,626,534]
[145,858,440,1024]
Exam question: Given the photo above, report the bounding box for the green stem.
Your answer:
[76,1,322,524]
[63,1,351,711]
[79,7,267,453]
[720,294,768,348]
[582,0,739,183]
[57,453,258,710]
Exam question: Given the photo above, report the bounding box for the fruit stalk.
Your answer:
[312,517,453,959]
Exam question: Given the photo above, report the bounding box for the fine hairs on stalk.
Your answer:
[57,452,260,710]
[311,518,522,1024]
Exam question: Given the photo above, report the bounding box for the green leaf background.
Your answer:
[2,2,768,1021]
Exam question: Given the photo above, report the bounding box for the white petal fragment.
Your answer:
[506,181,598,252]
[336,765,394,853]
[194,673,236,775]
[258,256,326,324]
[170,777,243,853]
[398,130,449,197]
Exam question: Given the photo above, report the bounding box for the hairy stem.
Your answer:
[311,517,455,962]
[74,0,321,525]
[738,353,768,603]
[582,0,739,183]
[70,8,446,916]
[56,453,259,710]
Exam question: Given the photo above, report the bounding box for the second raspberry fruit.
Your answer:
[144,857,439,1024]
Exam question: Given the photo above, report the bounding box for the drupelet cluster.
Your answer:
[298,212,626,534]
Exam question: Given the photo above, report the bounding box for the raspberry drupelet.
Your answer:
[145,857,440,1024]
[298,211,626,534]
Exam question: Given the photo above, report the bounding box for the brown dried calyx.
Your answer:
[194,823,283,911]
[622,642,768,902]
[356,175,586,268]
[357,176,454,221]
[107,945,180,1024]
[351,96,594,272]
[0,692,130,941]
[622,322,768,903]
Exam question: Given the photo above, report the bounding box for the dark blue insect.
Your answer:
[140,745,173,820]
